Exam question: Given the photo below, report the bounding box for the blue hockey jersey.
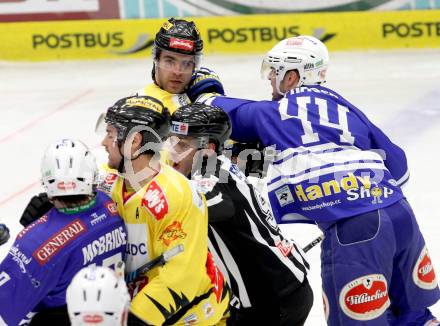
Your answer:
[0,191,127,326]
[203,85,408,225]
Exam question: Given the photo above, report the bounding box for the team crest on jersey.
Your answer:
[105,201,118,216]
[142,180,169,220]
[339,274,390,321]
[159,221,187,246]
[275,185,294,207]
[412,246,437,290]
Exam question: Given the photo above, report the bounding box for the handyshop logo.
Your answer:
[346,183,394,204]
[207,26,336,44]
[31,32,154,55]
[277,173,371,203]
[275,174,394,206]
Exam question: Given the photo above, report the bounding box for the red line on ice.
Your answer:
[0,143,101,207]
[0,88,94,144]
[0,180,40,207]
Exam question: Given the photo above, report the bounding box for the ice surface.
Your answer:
[1,49,439,324]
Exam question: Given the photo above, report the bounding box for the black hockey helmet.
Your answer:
[105,95,170,152]
[154,18,203,56]
[170,103,231,154]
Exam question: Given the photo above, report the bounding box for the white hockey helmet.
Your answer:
[261,35,329,96]
[41,139,97,197]
[66,265,130,326]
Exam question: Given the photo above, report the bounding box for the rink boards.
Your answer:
[0,9,439,61]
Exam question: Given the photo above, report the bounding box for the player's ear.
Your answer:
[131,132,143,151]
[285,70,300,91]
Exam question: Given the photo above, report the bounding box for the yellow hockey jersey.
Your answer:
[99,163,229,325]
[135,82,192,166]
[136,83,191,114]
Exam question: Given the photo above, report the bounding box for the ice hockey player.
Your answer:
[192,36,440,325]
[135,17,223,113]
[0,139,127,326]
[97,95,229,325]
[168,103,313,325]
[67,265,130,326]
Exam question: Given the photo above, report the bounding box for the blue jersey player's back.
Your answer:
[198,35,439,325]
[209,84,408,224]
[0,139,128,325]
[0,191,127,325]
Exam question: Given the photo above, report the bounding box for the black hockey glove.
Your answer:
[186,67,225,102]
[20,192,53,227]
[0,223,10,246]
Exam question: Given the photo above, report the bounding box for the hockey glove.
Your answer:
[20,192,53,227]
[186,67,225,102]
[0,223,10,246]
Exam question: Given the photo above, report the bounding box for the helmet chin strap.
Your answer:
[117,149,144,174]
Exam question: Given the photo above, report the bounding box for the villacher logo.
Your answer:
[412,246,438,290]
[339,274,390,321]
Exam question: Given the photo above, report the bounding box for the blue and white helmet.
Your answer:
[261,35,329,96]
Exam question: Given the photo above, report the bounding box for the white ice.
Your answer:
[1,49,439,325]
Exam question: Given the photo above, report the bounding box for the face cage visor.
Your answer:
[260,58,288,97]
[260,58,278,81]
[95,112,127,144]
[154,48,202,73]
